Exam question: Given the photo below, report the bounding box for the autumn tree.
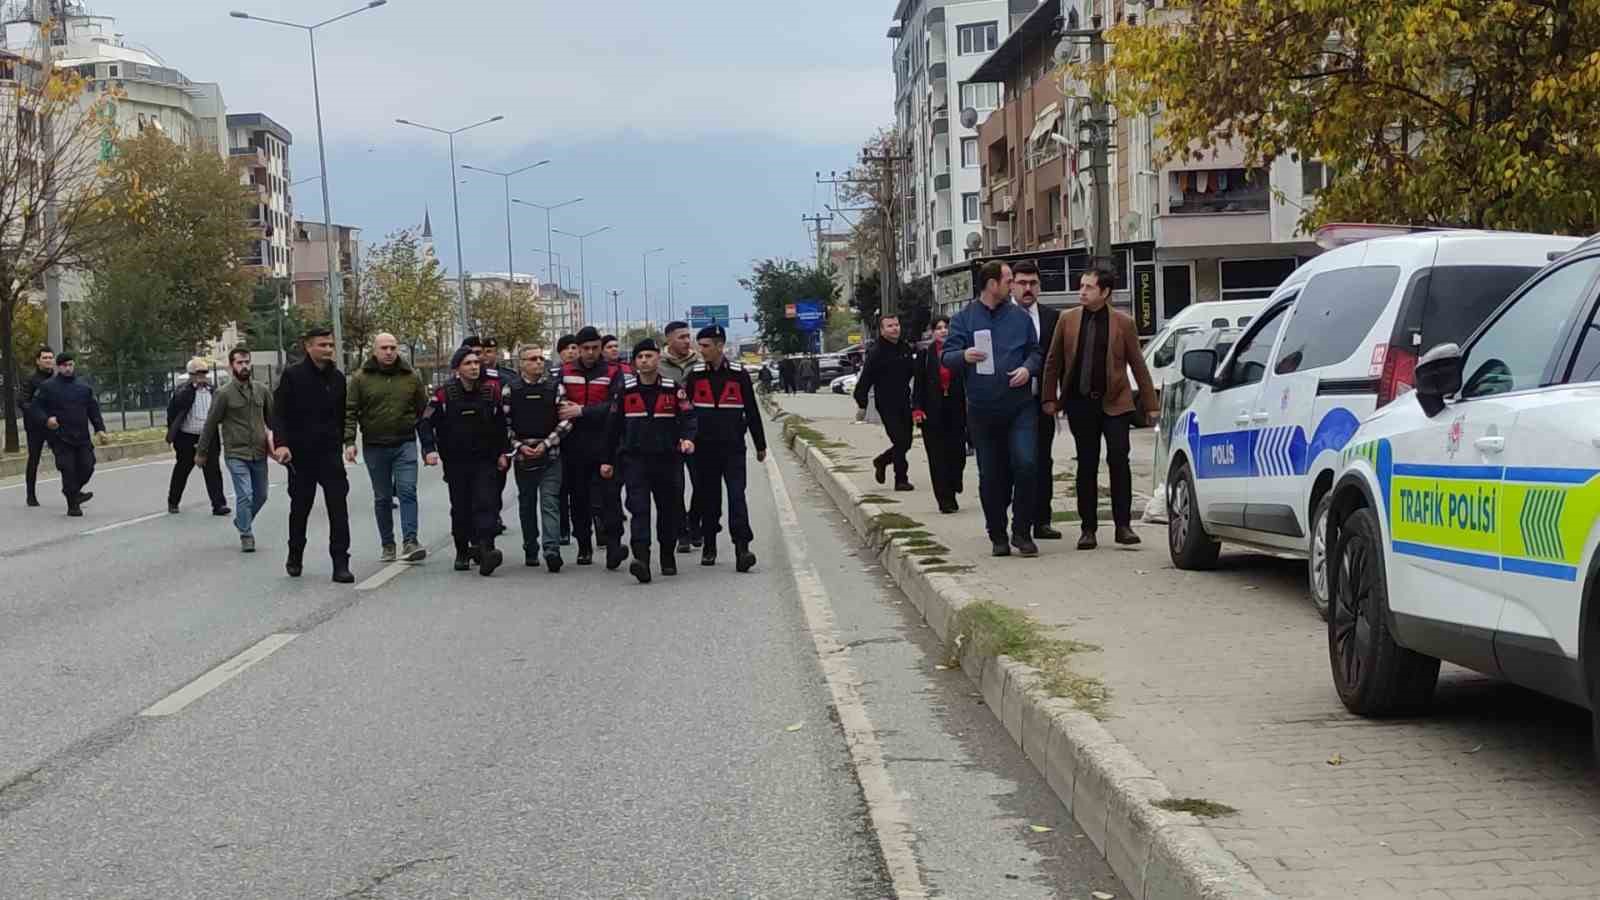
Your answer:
[364,228,452,362]
[243,278,306,360]
[0,36,117,453]
[742,258,838,355]
[93,129,254,353]
[470,284,545,349]
[1099,0,1600,233]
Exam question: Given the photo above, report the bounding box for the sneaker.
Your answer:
[544,552,564,573]
[241,535,256,553]
[478,548,504,576]
[380,544,398,563]
[402,539,426,562]
[1115,526,1142,546]
[575,547,594,566]
[1010,534,1039,558]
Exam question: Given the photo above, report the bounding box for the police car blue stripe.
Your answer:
[1501,557,1579,582]
[1392,541,1500,572]
[1504,467,1600,485]
[1392,464,1504,480]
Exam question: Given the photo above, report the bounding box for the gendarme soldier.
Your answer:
[682,325,765,572]
[602,339,696,583]
[417,345,511,576]
[561,325,627,569]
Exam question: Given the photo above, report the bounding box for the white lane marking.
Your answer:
[763,452,929,899]
[139,633,299,717]
[81,511,169,535]
[356,536,453,591]
[0,458,170,490]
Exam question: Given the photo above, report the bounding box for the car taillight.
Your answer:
[1377,347,1416,408]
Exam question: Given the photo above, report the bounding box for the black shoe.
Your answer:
[286,552,304,578]
[332,565,355,584]
[454,551,472,571]
[525,552,541,568]
[630,551,652,584]
[991,540,1011,557]
[67,504,82,517]
[873,457,888,485]
[26,495,39,507]
[560,535,572,547]
[479,548,504,576]
[213,506,231,516]
[701,545,717,567]
[544,553,563,573]
[735,544,756,573]
[1115,526,1142,546]
[605,542,628,571]
[576,550,594,566]
[676,537,694,555]
[1078,531,1098,551]
[661,554,677,576]
[1011,534,1039,558]
[894,480,915,492]
[939,504,958,514]
[1035,525,1064,540]
[168,504,180,514]
[691,537,704,549]
[76,492,93,506]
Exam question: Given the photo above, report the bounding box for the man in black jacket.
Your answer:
[602,339,696,583]
[853,313,916,491]
[19,345,54,507]
[271,327,353,583]
[418,345,511,576]
[1012,260,1064,540]
[682,325,765,572]
[165,357,230,516]
[28,352,106,516]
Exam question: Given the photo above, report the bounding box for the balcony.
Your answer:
[934,171,951,192]
[230,146,267,170]
[1155,211,1272,249]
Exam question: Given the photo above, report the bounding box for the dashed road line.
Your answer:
[139,633,299,717]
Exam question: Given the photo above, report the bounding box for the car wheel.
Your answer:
[1168,463,1220,570]
[1328,507,1440,716]
[1308,492,1333,621]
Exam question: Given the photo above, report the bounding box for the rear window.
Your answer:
[1273,266,1401,375]
[1401,265,1540,352]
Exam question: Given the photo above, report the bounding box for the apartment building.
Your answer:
[292,220,360,315]
[228,114,293,281]
[890,0,1035,281]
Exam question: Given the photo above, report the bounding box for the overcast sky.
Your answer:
[127,0,893,336]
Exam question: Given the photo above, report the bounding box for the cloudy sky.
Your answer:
[126,0,893,337]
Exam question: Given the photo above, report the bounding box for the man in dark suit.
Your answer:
[1011,260,1062,540]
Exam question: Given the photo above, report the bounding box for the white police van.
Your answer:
[1323,234,1600,742]
[1166,227,1581,617]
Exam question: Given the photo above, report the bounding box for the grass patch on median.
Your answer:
[924,564,976,575]
[1154,798,1237,818]
[871,512,922,532]
[859,493,901,505]
[833,465,864,473]
[905,544,951,557]
[948,601,1108,717]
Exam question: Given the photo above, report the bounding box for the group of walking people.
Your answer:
[852,259,1159,557]
[17,320,767,587]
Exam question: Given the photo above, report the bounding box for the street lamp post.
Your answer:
[641,247,665,329]
[552,225,611,327]
[232,1,387,362]
[395,114,506,337]
[512,197,583,308]
[665,259,687,322]
[460,160,550,285]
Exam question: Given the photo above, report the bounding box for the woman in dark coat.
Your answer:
[912,315,967,514]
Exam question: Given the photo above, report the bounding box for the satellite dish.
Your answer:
[1052,39,1072,66]
[960,107,979,129]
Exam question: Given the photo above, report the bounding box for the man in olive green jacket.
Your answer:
[196,347,273,552]
[344,333,430,562]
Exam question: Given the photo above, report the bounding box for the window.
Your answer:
[1406,265,1540,353]
[961,137,979,168]
[107,64,119,78]
[960,82,1000,111]
[1169,168,1269,214]
[1273,266,1399,375]
[1462,258,1600,398]
[962,193,980,223]
[1153,327,1200,368]
[1301,159,1326,195]
[1220,258,1297,301]
[957,22,999,55]
[1221,301,1292,391]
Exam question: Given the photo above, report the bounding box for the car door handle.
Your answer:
[1235,413,1252,427]
[1475,436,1506,454]
[1251,412,1272,423]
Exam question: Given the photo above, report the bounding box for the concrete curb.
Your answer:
[0,439,168,480]
[767,402,1276,900]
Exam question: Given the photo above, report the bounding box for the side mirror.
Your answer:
[1414,342,1463,418]
[1181,348,1218,385]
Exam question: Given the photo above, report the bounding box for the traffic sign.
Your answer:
[687,304,730,329]
[795,300,824,333]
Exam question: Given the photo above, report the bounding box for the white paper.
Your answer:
[974,329,996,375]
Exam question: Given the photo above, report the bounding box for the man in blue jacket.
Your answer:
[28,352,107,517]
[942,260,1042,558]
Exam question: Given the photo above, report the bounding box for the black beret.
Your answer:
[461,334,481,348]
[482,337,498,349]
[601,334,619,346]
[450,346,477,370]
[575,326,602,344]
[55,351,74,364]
[697,324,726,342]
[556,334,577,351]
[632,339,659,357]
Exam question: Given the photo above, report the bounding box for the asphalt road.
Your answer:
[0,424,1123,899]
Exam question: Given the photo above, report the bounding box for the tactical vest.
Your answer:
[441,379,503,458]
[508,378,559,440]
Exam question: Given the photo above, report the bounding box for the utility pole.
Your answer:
[820,153,905,319]
[801,213,832,269]
[609,289,623,338]
[1059,11,1113,262]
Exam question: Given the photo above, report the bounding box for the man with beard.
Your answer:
[28,351,106,517]
[417,345,511,576]
[19,345,55,508]
[271,326,353,582]
[197,348,274,552]
[656,320,703,553]
[1010,260,1063,540]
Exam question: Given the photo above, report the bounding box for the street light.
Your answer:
[460,160,550,285]
[512,197,583,310]
[231,0,388,360]
[527,247,566,335]
[666,259,687,321]
[395,114,506,336]
[641,247,665,328]
[552,225,611,326]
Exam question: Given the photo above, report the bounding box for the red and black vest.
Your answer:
[682,359,764,451]
[561,359,622,457]
[613,375,694,457]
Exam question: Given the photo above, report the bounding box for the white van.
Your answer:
[1144,298,1270,388]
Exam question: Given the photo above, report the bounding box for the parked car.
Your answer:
[1322,233,1600,746]
[1164,227,1581,617]
[830,373,859,395]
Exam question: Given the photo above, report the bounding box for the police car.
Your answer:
[1166,227,1581,618]
[1324,234,1600,734]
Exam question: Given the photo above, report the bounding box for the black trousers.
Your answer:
[679,457,702,542]
[287,449,351,561]
[623,453,684,553]
[444,457,501,553]
[567,453,624,549]
[1064,395,1134,532]
[168,431,227,510]
[921,397,967,509]
[874,406,913,481]
[693,443,753,545]
[50,441,95,503]
[1033,406,1056,528]
[25,427,46,499]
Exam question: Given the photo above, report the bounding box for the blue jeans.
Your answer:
[363,442,419,546]
[225,458,269,537]
[967,403,1037,541]
[514,460,564,556]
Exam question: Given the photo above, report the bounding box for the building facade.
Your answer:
[228,114,293,281]
[292,220,360,316]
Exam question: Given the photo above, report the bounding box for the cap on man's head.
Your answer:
[186,357,210,374]
[450,346,477,370]
[665,320,689,335]
[575,326,602,344]
[461,334,482,348]
[482,337,498,349]
[303,325,333,340]
[697,324,726,342]
[632,338,659,357]
[601,334,619,347]
[556,334,577,351]
[55,351,75,364]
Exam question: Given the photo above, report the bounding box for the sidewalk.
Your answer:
[773,392,1600,900]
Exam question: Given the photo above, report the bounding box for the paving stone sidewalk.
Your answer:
[777,391,1600,900]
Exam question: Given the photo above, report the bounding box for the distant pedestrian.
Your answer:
[165,358,230,517]
[506,344,576,572]
[19,345,54,508]
[418,345,511,576]
[554,333,580,546]
[778,357,797,395]
[344,333,429,564]
[272,326,354,583]
[196,348,273,552]
[562,326,628,569]
[682,325,765,572]
[657,320,704,553]
[912,316,967,514]
[1041,265,1158,550]
[603,339,696,583]
[854,314,916,491]
[1011,260,1064,541]
[942,260,1042,558]
[28,352,106,517]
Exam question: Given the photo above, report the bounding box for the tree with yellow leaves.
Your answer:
[1098,0,1600,234]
